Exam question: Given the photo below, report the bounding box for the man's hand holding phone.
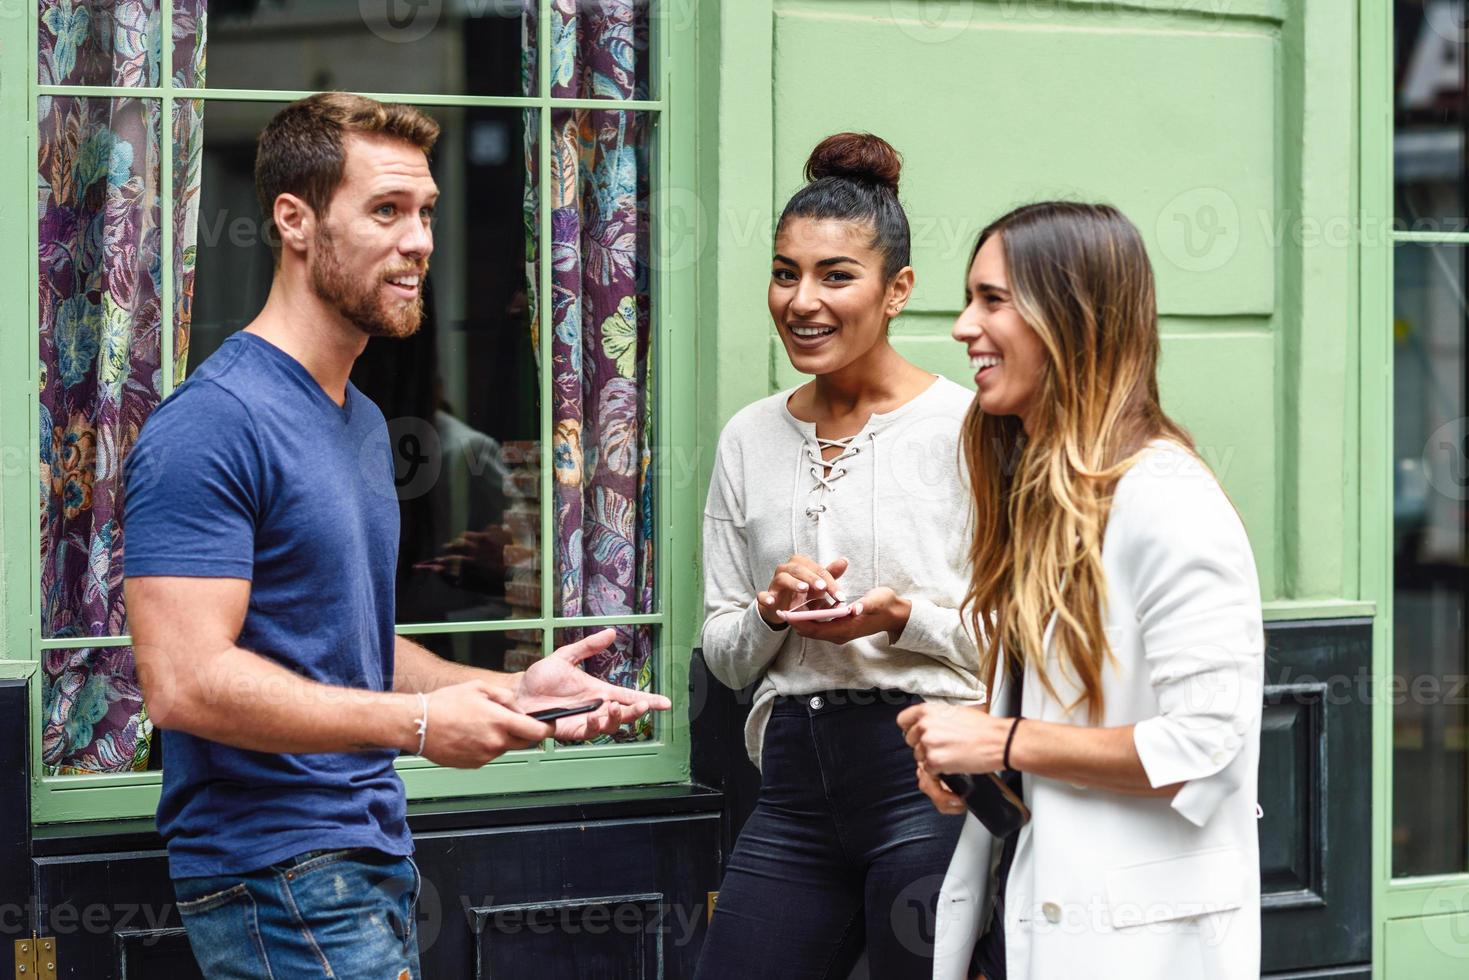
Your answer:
[416,680,555,768]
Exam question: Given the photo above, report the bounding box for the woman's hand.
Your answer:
[915,762,969,815]
[787,587,912,644]
[757,555,849,626]
[897,701,1013,775]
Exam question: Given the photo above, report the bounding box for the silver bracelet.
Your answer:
[413,692,430,756]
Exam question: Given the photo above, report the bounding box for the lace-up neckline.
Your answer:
[804,435,862,520]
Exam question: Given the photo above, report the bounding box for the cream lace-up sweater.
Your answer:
[700,377,985,767]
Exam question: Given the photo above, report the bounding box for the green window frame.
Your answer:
[1362,0,1469,969]
[0,0,702,824]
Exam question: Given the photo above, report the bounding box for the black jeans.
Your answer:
[695,690,966,980]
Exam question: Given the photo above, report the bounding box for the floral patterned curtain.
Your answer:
[37,0,207,774]
[525,0,656,737]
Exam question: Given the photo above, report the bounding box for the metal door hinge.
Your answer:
[13,937,56,979]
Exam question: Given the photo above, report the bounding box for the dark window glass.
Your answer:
[1392,240,1469,877]
[1396,2,1469,231]
[187,102,541,630]
[182,0,533,97]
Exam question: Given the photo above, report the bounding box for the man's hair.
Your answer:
[254,92,441,260]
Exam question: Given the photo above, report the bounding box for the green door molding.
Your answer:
[1363,0,1469,976]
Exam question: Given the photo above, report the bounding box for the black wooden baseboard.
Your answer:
[0,679,33,944]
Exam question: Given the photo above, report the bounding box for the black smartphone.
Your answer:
[940,771,1031,838]
[528,699,604,723]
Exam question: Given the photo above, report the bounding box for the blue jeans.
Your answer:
[695,690,967,979]
[174,847,421,979]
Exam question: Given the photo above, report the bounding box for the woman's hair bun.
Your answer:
[804,132,902,194]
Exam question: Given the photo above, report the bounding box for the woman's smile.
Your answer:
[787,321,840,349]
[970,351,1002,385]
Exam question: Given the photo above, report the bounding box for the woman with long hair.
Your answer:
[899,202,1263,979]
[695,134,991,979]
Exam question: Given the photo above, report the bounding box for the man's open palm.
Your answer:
[516,628,673,741]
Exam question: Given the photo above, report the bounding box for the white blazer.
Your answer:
[985,441,1264,980]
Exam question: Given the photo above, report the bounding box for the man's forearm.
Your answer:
[152,642,420,754]
[392,635,523,695]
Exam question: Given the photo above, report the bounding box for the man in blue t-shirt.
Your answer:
[123,93,670,980]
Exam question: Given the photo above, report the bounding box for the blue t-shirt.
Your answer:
[123,331,411,878]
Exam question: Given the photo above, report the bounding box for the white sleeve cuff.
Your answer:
[894,597,974,667]
[1133,715,1244,828]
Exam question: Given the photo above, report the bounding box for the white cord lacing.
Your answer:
[804,436,861,520]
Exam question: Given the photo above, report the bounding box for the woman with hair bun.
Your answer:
[696,134,991,979]
[899,202,1263,979]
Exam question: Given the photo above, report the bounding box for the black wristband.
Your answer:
[1003,717,1024,772]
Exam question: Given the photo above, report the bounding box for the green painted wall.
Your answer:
[703,0,1366,619]
[696,1,1411,970]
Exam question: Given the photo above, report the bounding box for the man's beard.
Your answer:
[310,226,425,339]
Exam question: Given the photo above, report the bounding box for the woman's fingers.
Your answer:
[776,558,834,597]
[905,721,931,765]
[899,709,928,748]
[762,555,851,614]
[770,571,809,599]
[916,763,966,814]
[899,707,934,765]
